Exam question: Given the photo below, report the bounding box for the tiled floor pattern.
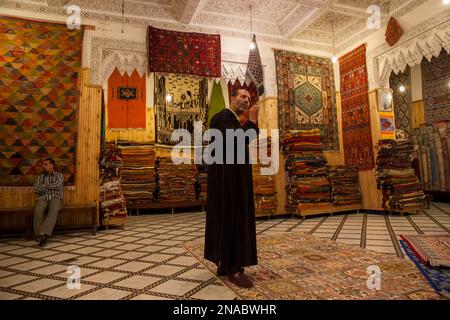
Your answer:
[0,202,449,300]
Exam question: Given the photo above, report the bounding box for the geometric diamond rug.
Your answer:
[400,240,450,299]
[183,232,442,300]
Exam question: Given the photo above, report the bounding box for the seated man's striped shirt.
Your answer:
[34,171,64,201]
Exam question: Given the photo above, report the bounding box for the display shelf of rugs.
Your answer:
[251,137,278,217]
[99,143,127,228]
[281,129,332,218]
[375,139,426,215]
[328,165,363,214]
[412,122,450,194]
[116,141,157,211]
[153,156,205,212]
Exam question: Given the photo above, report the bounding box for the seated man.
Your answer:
[33,158,64,246]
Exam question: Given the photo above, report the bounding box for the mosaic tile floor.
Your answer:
[0,202,449,300]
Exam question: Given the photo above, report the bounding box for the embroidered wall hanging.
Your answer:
[154,74,208,145]
[339,44,374,170]
[385,17,403,47]
[107,68,146,129]
[274,50,339,150]
[147,25,221,78]
[389,67,412,137]
[0,16,82,187]
[421,49,450,124]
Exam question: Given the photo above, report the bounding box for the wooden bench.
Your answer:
[0,204,98,239]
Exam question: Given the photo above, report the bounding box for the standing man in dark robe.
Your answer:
[204,88,259,288]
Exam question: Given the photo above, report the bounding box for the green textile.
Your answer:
[208,81,226,127]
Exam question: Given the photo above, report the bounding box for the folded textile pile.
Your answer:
[99,144,127,221]
[281,129,330,212]
[251,137,278,216]
[154,157,197,202]
[118,143,157,204]
[412,122,450,192]
[375,139,425,211]
[329,166,362,205]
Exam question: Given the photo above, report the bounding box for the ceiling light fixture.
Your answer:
[121,0,125,34]
[248,5,256,50]
[330,16,337,64]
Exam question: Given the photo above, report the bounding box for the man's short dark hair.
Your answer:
[44,158,55,166]
[231,88,250,97]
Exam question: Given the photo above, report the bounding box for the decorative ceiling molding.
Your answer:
[1,0,333,52]
[371,14,450,87]
[280,7,322,38]
[90,37,147,85]
[176,0,207,24]
[336,0,430,52]
[1,0,440,56]
[101,50,147,84]
[221,61,246,83]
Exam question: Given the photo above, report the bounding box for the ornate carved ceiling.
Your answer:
[0,0,440,53]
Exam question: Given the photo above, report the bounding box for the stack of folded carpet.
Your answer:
[375,139,425,211]
[251,137,278,217]
[412,122,450,192]
[196,164,207,201]
[281,129,331,212]
[99,144,127,220]
[117,142,157,204]
[329,166,362,206]
[154,157,197,202]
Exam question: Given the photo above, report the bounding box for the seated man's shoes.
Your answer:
[39,234,48,247]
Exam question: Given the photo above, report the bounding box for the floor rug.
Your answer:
[400,240,450,299]
[400,235,450,268]
[183,232,441,300]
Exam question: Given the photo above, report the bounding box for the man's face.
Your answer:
[42,160,54,173]
[232,90,251,115]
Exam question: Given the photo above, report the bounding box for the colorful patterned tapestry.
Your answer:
[227,79,259,125]
[207,81,225,127]
[147,25,221,78]
[107,68,146,129]
[339,44,374,170]
[183,232,441,300]
[0,17,83,187]
[274,50,339,151]
[154,74,208,145]
[380,111,396,140]
[421,49,450,124]
[389,67,412,137]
